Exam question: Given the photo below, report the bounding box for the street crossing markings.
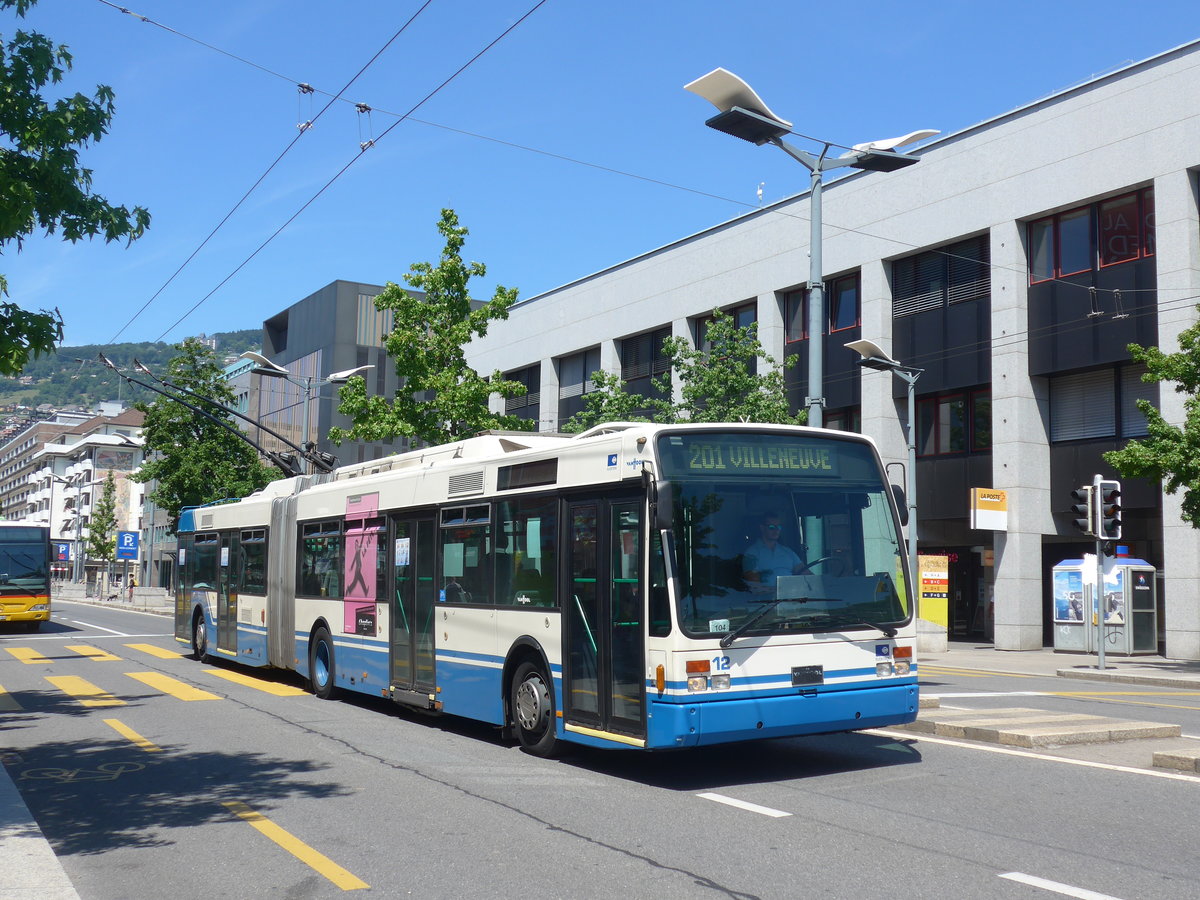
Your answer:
[6,647,51,665]
[696,792,792,818]
[67,645,121,662]
[45,675,124,707]
[125,672,221,701]
[222,800,369,891]
[0,684,22,710]
[999,871,1126,900]
[103,718,163,752]
[920,665,1033,678]
[205,668,308,696]
[125,643,183,659]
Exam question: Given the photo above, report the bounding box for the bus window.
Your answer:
[440,506,491,604]
[240,529,267,594]
[496,496,557,607]
[300,521,342,598]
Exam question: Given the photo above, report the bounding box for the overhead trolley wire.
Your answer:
[151,0,550,341]
[103,0,437,344]
[98,0,1173,345]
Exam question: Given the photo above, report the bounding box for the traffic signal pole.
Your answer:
[1071,475,1121,670]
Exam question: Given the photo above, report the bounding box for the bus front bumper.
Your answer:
[646,682,918,749]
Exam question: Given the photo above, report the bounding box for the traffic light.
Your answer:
[1096,479,1122,540]
[1070,485,1095,536]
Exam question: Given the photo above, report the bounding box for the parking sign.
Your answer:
[116,530,140,560]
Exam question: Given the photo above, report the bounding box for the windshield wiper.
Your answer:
[719,597,820,649]
[802,614,898,638]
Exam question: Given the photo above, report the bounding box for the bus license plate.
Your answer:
[792,665,823,686]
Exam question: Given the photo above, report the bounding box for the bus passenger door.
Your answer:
[564,495,645,742]
[390,516,437,698]
[217,532,237,654]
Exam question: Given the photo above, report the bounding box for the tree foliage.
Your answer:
[85,469,116,564]
[0,0,150,374]
[132,339,277,531]
[330,209,530,447]
[562,309,803,433]
[1105,316,1200,527]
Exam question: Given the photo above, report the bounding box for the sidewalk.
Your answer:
[920,642,1200,690]
[0,764,80,899]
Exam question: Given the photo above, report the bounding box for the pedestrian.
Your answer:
[128,577,136,602]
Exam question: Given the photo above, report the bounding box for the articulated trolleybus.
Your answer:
[176,423,917,755]
[0,522,52,631]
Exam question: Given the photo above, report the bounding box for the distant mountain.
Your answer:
[0,329,262,410]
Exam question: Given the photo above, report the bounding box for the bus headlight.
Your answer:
[31,604,48,611]
[711,674,731,690]
[687,675,709,692]
[876,661,894,677]
[894,660,911,676]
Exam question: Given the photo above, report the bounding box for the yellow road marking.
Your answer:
[125,672,221,701]
[0,684,22,711]
[6,647,50,664]
[126,643,183,659]
[919,665,1033,678]
[103,718,162,752]
[222,800,368,891]
[1047,691,1200,712]
[205,668,308,696]
[67,645,121,662]
[46,675,124,707]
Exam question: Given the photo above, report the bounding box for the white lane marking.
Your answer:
[999,871,1126,899]
[869,729,1200,785]
[696,792,792,818]
[56,601,170,619]
[63,621,132,636]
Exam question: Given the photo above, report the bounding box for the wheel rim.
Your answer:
[314,640,330,687]
[194,617,207,655]
[515,673,549,734]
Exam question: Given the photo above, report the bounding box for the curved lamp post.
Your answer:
[240,351,373,474]
[685,68,936,428]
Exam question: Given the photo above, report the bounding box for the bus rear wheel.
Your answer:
[309,627,337,700]
[192,610,210,663]
[511,661,558,757]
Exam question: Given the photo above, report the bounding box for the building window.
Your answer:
[825,408,861,433]
[1029,188,1154,283]
[1050,364,1153,442]
[620,327,672,381]
[893,236,989,317]
[356,292,390,347]
[504,364,541,423]
[558,348,602,400]
[695,303,756,352]
[784,274,860,341]
[917,389,990,457]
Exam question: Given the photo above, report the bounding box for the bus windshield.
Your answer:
[656,431,910,641]
[0,541,50,595]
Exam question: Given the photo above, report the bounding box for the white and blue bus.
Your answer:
[175,423,917,755]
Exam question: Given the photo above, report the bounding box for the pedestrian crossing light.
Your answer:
[1070,485,1095,536]
[1096,479,1122,540]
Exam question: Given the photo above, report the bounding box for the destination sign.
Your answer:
[660,434,848,478]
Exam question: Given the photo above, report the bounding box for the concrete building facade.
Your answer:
[463,41,1200,659]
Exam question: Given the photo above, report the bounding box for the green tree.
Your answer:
[0,0,150,374]
[1104,317,1200,526]
[562,309,803,433]
[330,209,530,447]
[132,339,277,530]
[85,468,117,569]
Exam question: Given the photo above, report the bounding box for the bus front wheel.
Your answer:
[309,628,337,700]
[511,661,558,757]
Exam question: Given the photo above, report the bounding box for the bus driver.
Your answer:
[742,513,806,593]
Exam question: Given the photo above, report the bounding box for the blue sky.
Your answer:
[4,0,1196,347]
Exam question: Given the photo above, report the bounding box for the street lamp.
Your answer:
[239,351,374,473]
[685,68,937,428]
[845,339,923,607]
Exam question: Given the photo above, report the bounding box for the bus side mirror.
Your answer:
[891,484,909,526]
[654,481,674,531]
